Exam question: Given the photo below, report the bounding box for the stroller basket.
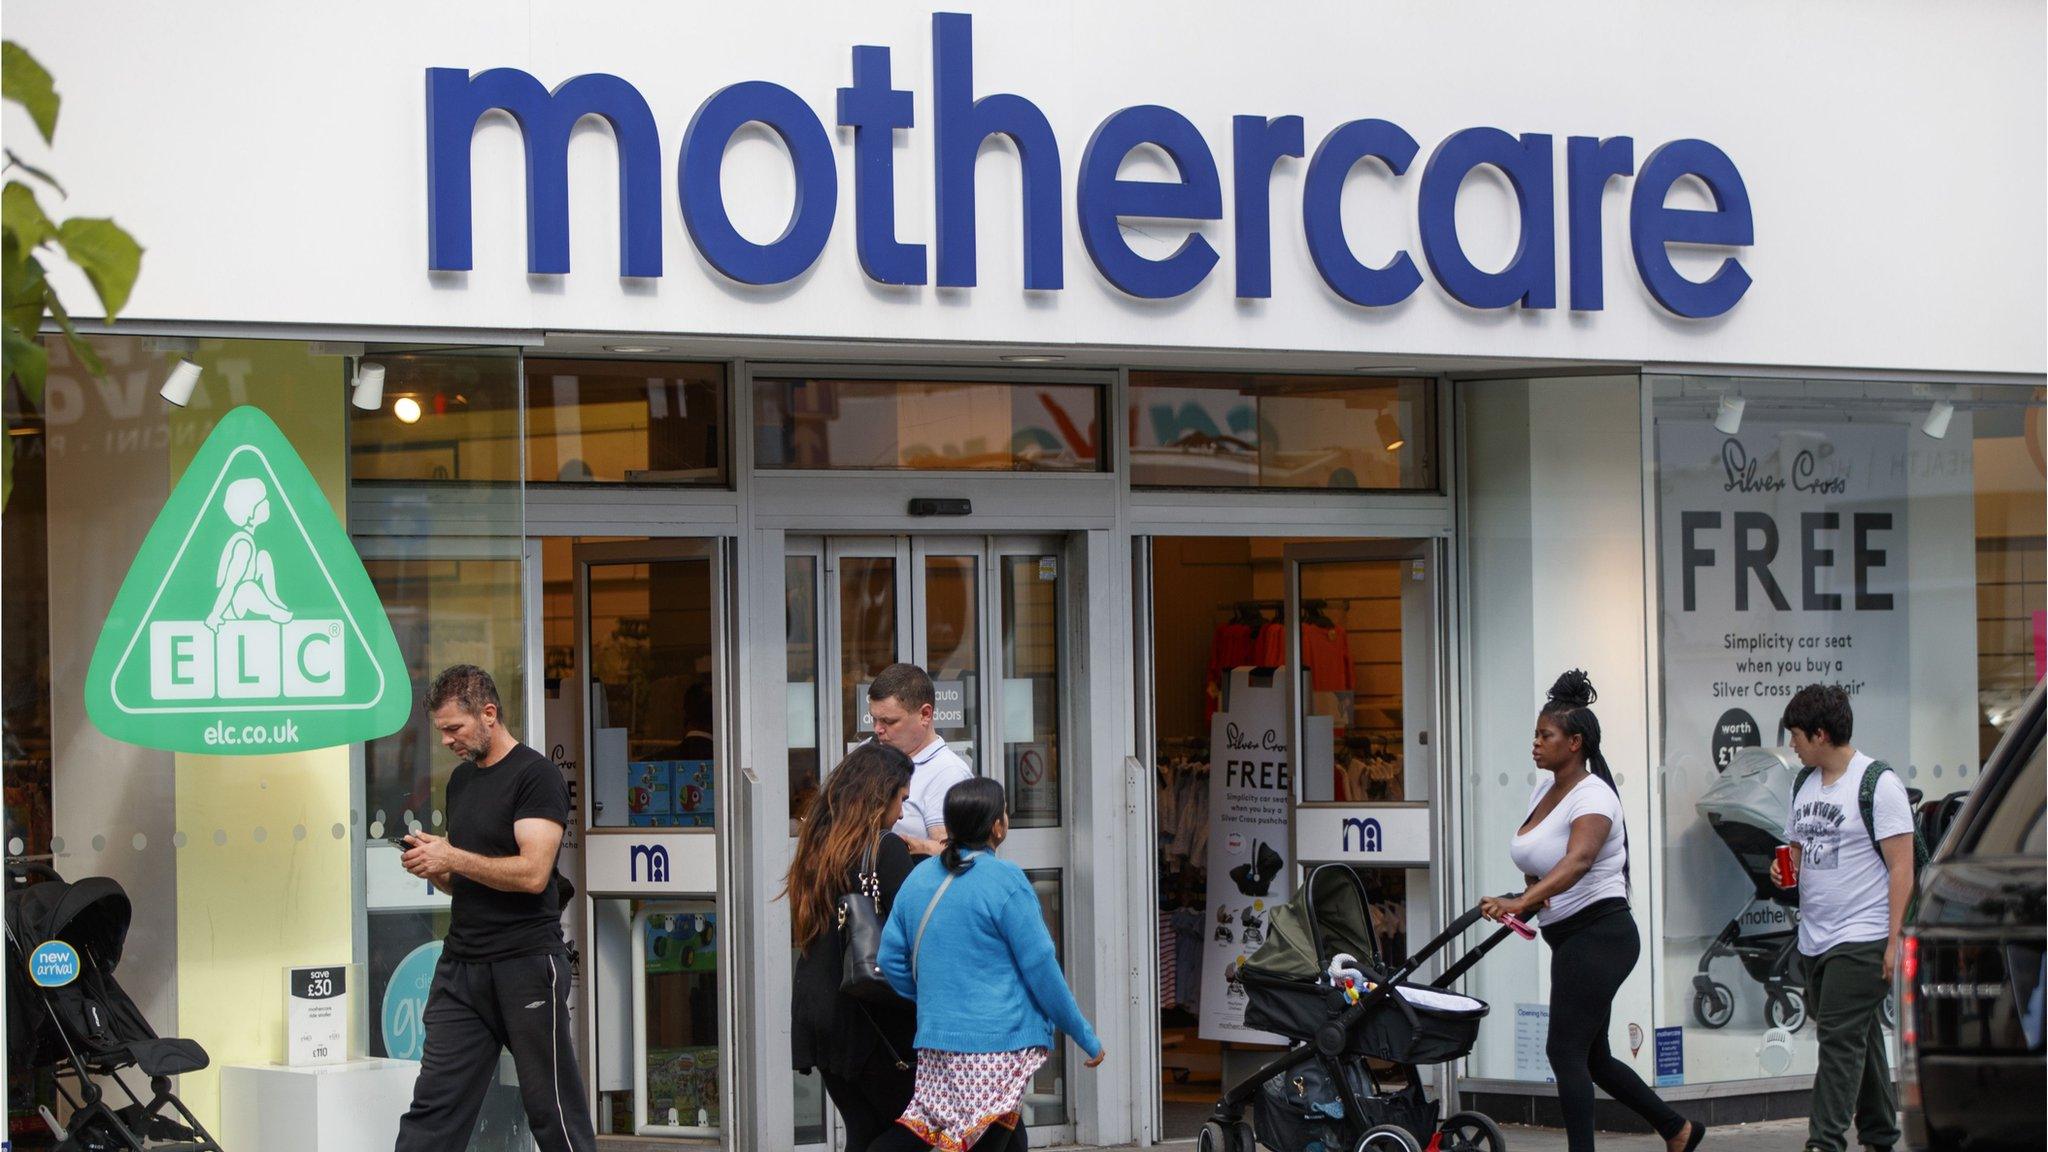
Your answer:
[1242,969,1486,1063]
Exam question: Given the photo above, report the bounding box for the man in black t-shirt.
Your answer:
[393,665,594,1152]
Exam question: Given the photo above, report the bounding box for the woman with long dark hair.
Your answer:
[1480,671,1703,1152]
[783,742,920,1152]
[875,778,1104,1152]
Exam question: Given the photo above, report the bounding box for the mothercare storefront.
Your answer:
[3,3,2042,1149]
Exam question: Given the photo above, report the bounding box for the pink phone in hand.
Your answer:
[1501,913,1536,940]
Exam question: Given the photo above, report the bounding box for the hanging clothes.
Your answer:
[1204,621,1258,722]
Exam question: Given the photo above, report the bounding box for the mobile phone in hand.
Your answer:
[387,831,416,850]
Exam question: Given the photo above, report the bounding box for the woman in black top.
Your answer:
[782,742,920,1152]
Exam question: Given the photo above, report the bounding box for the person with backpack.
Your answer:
[1771,684,1919,1152]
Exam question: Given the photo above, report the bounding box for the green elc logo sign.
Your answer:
[85,406,410,755]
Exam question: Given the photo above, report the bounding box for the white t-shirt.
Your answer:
[1509,774,1629,925]
[893,737,974,842]
[1784,752,1915,957]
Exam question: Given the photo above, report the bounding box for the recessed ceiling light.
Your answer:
[605,344,671,354]
[1000,353,1066,363]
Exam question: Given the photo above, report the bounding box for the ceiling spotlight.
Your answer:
[1000,353,1066,363]
[159,360,202,407]
[351,362,387,411]
[1376,409,1406,452]
[604,345,670,354]
[1714,394,1746,435]
[1920,400,1955,440]
[392,396,424,424]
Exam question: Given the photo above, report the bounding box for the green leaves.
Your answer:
[2,42,60,145]
[2,39,144,511]
[57,217,141,320]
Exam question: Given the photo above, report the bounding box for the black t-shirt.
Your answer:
[442,743,570,962]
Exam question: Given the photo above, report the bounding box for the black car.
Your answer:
[1899,682,2045,1152]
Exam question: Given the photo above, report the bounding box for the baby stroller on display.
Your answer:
[5,861,224,1151]
[1200,865,1516,1152]
[1690,747,1808,1031]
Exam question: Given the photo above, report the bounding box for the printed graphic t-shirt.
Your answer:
[1783,752,1915,957]
[893,737,974,843]
[442,742,570,961]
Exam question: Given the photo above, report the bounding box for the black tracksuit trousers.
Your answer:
[394,952,596,1152]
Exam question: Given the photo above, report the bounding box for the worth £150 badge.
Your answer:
[85,406,410,755]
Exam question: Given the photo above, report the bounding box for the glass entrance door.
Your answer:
[569,539,729,1140]
[1141,535,1447,1139]
[789,535,1078,1147]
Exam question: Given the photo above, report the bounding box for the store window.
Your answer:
[349,350,523,483]
[1652,376,2045,1084]
[1128,373,1435,490]
[752,377,1102,472]
[525,359,727,485]
[5,334,383,1137]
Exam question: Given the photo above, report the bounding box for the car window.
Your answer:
[1966,725,2045,856]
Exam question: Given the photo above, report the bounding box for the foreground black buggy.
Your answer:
[1201,865,1518,1152]
[5,861,224,1151]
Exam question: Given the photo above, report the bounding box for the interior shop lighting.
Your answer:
[999,353,1065,363]
[1377,410,1406,452]
[392,396,424,424]
[1920,400,1955,440]
[158,360,202,407]
[1714,393,1746,435]
[351,362,387,411]
[604,344,670,354]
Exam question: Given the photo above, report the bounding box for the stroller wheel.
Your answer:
[1439,1111,1509,1152]
[1356,1123,1425,1152]
[1692,981,1736,1029]
[1766,988,1807,1032]
[1881,990,1897,1031]
[1199,1120,1254,1152]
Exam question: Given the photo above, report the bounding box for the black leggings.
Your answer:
[820,1059,916,1152]
[1543,901,1687,1152]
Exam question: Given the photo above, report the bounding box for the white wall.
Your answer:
[1460,375,1653,1082]
[4,0,2042,374]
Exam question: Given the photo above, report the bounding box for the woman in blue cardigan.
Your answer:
[876,777,1106,1152]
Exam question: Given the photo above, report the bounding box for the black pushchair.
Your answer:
[5,862,224,1151]
[1202,865,1515,1152]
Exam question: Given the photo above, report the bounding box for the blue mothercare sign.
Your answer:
[1654,1025,1685,1086]
[30,940,80,987]
[381,940,443,1061]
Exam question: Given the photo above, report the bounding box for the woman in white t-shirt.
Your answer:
[1480,671,1702,1152]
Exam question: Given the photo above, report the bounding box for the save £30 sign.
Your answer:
[85,406,410,754]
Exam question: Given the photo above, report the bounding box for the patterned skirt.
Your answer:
[895,1047,1049,1152]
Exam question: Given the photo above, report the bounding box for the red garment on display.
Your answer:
[1204,622,1257,721]
[1250,621,1353,692]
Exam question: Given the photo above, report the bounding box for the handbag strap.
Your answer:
[910,870,959,982]
[852,1000,909,1071]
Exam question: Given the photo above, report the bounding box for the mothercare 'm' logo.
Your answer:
[630,844,671,883]
[1342,817,1384,853]
[84,406,410,755]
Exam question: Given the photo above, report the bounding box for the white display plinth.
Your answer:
[220,1058,418,1152]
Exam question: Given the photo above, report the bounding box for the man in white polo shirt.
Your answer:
[867,663,974,857]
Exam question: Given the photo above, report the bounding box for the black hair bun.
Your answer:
[1547,669,1597,709]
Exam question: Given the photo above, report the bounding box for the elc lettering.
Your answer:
[425,12,1753,318]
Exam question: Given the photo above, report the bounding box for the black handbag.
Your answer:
[835,835,894,1004]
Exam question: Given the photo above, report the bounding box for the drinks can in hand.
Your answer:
[1774,844,1796,886]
